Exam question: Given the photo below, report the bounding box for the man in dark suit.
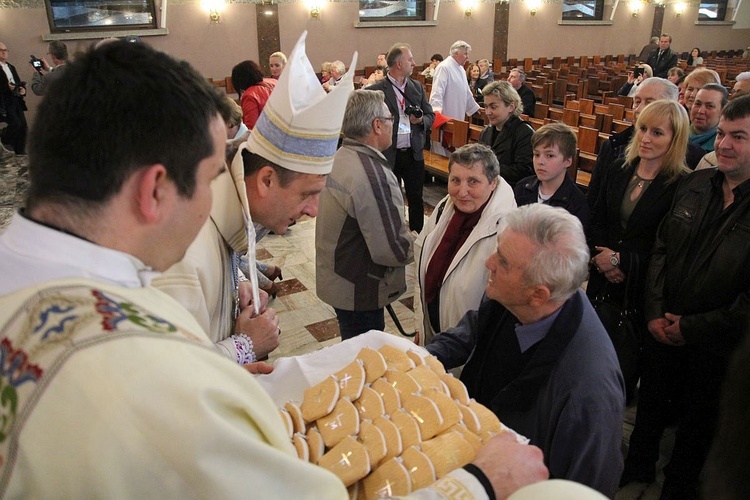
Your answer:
[368,43,434,232]
[507,68,535,117]
[646,34,679,79]
[0,41,27,154]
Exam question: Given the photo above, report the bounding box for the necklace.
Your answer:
[633,170,656,189]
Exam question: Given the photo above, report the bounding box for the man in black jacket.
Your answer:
[368,43,434,232]
[646,34,679,79]
[621,95,750,499]
[507,68,536,117]
[0,41,27,154]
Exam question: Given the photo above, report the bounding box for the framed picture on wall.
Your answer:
[358,0,426,22]
[44,0,159,34]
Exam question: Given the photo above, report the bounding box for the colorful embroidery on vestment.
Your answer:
[93,290,177,334]
[33,303,77,341]
[0,338,43,444]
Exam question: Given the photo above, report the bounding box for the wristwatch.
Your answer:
[610,252,620,267]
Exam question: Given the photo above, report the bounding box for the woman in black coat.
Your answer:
[587,99,690,402]
[478,80,535,187]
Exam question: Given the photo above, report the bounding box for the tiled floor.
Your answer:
[1,155,672,499]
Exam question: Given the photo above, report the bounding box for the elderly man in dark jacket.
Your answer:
[427,204,625,498]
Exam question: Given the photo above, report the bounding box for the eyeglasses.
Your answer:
[378,116,394,122]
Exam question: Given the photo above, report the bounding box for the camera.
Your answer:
[404,105,423,119]
[633,67,644,78]
[29,55,43,73]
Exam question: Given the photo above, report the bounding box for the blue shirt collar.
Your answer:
[514,307,563,353]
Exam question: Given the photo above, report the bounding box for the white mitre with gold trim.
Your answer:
[245,31,357,174]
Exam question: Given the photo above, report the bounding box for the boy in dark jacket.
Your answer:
[514,123,589,230]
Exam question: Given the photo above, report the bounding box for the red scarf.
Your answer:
[424,198,490,304]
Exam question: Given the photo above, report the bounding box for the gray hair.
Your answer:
[342,89,386,139]
[386,43,412,68]
[736,71,750,82]
[501,204,589,303]
[637,77,679,101]
[482,80,523,117]
[449,143,500,181]
[330,60,345,76]
[650,36,659,44]
[450,40,471,55]
[509,68,526,82]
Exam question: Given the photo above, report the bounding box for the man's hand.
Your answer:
[664,313,685,345]
[409,115,423,125]
[238,281,268,313]
[472,433,548,499]
[235,307,280,359]
[242,361,274,374]
[648,317,673,345]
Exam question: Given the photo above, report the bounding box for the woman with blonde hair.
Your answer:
[478,80,535,187]
[587,99,690,403]
[683,68,721,109]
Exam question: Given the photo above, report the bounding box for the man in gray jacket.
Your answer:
[316,89,413,339]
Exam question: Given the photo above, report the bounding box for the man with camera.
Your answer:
[30,41,68,96]
[0,41,27,154]
[368,42,434,233]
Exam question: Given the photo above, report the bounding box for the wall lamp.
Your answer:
[527,0,541,16]
[674,2,686,16]
[461,0,478,16]
[629,0,642,17]
[305,0,323,18]
[201,0,225,23]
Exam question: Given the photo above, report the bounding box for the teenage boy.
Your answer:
[513,122,589,230]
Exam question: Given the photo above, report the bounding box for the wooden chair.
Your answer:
[562,108,580,128]
[529,117,545,130]
[535,102,550,119]
[208,77,227,93]
[425,119,470,179]
[468,124,483,143]
[225,76,236,94]
[548,107,564,122]
[612,120,631,133]
[577,126,599,154]
[578,98,595,115]
[606,102,626,121]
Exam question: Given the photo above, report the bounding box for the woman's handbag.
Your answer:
[590,255,641,402]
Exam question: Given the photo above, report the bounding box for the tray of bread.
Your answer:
[256,331,526,499]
